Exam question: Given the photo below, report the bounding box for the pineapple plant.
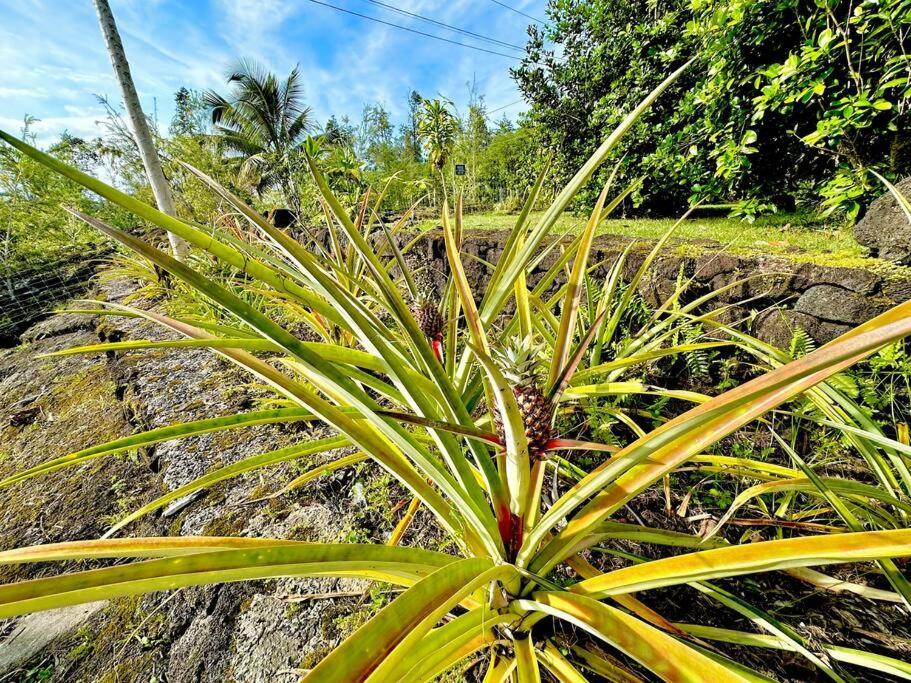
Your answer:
[6,62,911,681]
[492,336,554,458]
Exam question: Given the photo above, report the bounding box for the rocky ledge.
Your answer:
[0,278,416,682]
[402,228,911,349]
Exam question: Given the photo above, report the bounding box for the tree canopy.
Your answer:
[514,0,911,218]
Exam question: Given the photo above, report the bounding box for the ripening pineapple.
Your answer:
[410,269,445,343]
[492,336,554,458]
[412,292,445,342]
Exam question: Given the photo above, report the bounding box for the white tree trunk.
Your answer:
[92,0,188,261]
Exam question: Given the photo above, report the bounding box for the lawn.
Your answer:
[417,210,875,267]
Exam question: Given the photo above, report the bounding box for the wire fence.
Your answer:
[0,246,110,344]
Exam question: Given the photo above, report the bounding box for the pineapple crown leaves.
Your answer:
[491,335,548,388]
[410,267,439,304]
[413,289,438,309]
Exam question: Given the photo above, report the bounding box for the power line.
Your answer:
[488,99,524,114]
[304,0,525,62]
[487,0,546,25]
[361,0,525,53]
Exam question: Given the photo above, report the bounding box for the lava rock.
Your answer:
[752,308,850,347]
[794,284,888,325]
[854,177,911,263]
[8,405,40,427]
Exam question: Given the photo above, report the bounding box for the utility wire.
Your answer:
[487,0,546,25]
[361,0,525,52]
[488,99,524,114]
[304,0,526,61]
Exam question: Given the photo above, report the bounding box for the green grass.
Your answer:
[417,210,877,267]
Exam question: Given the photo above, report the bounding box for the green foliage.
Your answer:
[169,87,210,137]
[682,323,712,378]
[788,326,817,359]
[302,92,542,213]
[0,120,124,273]
[853,340,911,425]
[20,663,54,682]
[515,0,702,214]
[515,0,911,217]
[692,0,911,219]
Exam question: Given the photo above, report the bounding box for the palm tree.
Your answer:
[417,99,458,171]
[204,60,312,211]
[91,0,188,260]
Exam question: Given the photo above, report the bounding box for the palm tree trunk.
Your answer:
[92,0,188,261]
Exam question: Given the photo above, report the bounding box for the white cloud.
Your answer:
[0,114,106,140]
[0,87,51,99]
[214,0,297,46]
[0,0,540,145]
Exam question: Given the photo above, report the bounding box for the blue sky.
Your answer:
[0,0,546,145]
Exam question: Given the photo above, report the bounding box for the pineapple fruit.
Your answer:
[410,269,445,343]
[492,336,554,458]
[411,284,446,363]
[412,292,445,342]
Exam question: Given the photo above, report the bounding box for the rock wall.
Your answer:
[403,229,911,349]
[853,177,911,264]
[0,278,408,681]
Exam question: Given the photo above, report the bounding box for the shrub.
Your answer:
[515,0,911,218]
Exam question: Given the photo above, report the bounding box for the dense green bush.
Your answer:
[515,0,911,218]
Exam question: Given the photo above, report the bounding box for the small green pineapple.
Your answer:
[492,336,554,457]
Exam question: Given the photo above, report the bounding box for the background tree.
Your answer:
[165,89,242,225]
[401,90,425,163]
[477,116,541,208]
[204,60,312,212]
[169,87,209,137]
[358,103,395,169]
[417,98,458,172]
[515,0,911,219]
[514,0,701,215]
[323,115,357,149]
[454,84,492,205]
[91,0,188,259]
[417,98,459,206]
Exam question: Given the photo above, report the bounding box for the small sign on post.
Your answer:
[455,163,466,176]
